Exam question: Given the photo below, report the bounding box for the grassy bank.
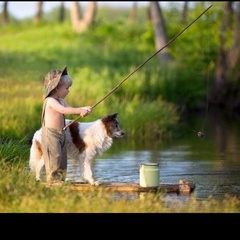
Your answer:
[0,160,239,213]
[0,139,239,213]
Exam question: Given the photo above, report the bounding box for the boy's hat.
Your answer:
[43,66,68,97]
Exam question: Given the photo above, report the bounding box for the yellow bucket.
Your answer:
[139,163,159,187]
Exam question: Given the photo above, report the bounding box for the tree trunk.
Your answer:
[149,1,171,64]
[59,2,65,22]
[2,1,9,24]
[209,2,233,105]
[128,2,137,23]
[229,1,240,71]
[34,1,43,24]
[70,1,97,33]
[181,2,189,24]
[70,1,82,33]
[83,1,97,26]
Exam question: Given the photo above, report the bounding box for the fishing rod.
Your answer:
[63,4,213,131]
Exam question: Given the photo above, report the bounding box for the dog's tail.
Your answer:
[29,130,42,173]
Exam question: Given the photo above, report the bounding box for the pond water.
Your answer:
[66,109,240,202]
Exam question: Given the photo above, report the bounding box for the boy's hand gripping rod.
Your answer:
[63,5,212,131]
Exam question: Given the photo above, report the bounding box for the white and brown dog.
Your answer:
[29,113,124,185]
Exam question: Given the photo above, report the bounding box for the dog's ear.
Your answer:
[102,113,118,123]
[110,113,118,120]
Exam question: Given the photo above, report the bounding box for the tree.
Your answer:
[181,1,189,24]
[229,2,240,72]
[70,1,97,33]
[210,2,240,108]
[2,1,9,24]
[128,1,138,23]
[149,2,171,64]
[59,2,65,22]
[34,1,43,24]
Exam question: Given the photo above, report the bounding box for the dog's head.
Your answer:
[102,113,125,138]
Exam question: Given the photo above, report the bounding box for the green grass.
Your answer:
[0,5,222,142]
[0,19,181,141]
[0,5,223,141]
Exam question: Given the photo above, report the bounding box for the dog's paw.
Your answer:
[90,180,100,186]
[82,177,100,186]
[36,177,41,182]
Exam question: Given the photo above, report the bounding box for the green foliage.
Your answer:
[0,4,222,141]
[1,4,239,213]
[0,137,29,164]
[158,63,208,109]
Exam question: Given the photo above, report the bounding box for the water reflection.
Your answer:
[66,110,240,201]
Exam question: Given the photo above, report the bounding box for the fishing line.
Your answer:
[193,9,211,139]
[197,54,210,138]
[63,4,213,131]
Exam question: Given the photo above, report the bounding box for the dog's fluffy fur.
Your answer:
[29,113,124,185]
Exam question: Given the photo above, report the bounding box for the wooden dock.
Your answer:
[45,179,195,194]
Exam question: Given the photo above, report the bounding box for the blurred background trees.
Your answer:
[1,1,240,113]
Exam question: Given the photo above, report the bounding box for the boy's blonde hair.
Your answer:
[59,75,72,87]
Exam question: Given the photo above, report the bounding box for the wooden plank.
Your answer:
[44,179,195,194]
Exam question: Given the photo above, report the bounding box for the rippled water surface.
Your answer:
[66,111,240,201]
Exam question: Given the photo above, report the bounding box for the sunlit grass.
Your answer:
[0,6,216,141]
[0,18,180,141]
